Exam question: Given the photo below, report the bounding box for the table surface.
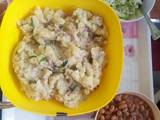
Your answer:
[0,0,160,120]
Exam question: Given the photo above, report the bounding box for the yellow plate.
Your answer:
[0,0,123,116]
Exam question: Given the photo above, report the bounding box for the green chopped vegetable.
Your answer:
[106,0,142,19]
[60,60,68,68]
[70,82,78,91]
[31,17,35,28]
[29,55,37,59]
[39,57,47,64]
[38,55,47,64]
[31,16,40,28]
[29,80,37,84]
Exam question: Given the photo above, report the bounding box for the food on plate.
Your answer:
[106,0,143,20]
[13,7,107,108]
[96,94,154,120]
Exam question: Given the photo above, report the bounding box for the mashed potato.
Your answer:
[13,7,107,108]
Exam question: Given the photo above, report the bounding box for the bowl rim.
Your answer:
[95,91,160,120]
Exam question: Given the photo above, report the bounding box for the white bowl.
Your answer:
[120,0,156,22]
[95,92,160,120]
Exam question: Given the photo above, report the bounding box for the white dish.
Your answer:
[120,0,156,22]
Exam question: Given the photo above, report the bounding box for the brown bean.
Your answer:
[123,108,130,116]
[129,104,135,112]
[128,117,132,120]
[135,105,139,110]
[120,100,126,104]
[111,115,118,120]
[105,111,111,115]
[119,103,127,109]
[137,114,143,120]
[122,107,128,112]
[143,104,148,109]
[105,115,110,119]
[114,108,118,113]
[140,105,145,111]
[125,111,130,116]
[99,108,105,114]
[131,112,137,117]
[110,105,115,113]
[134,98,139,103]
[148,117,152,120]
[127,102,132,108]
[105,105,109,110]
[100,115,105,120]
[117,111,122,116]
[123,94,129,99]
[139,101,143,105]
[145,110,149,116]
[115,95,122,102]
[119,117,123,120]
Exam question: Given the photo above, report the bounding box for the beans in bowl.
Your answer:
[96,94,154,120]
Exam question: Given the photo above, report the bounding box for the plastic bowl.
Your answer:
[0,0,123,116]
[95,92,160,120]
